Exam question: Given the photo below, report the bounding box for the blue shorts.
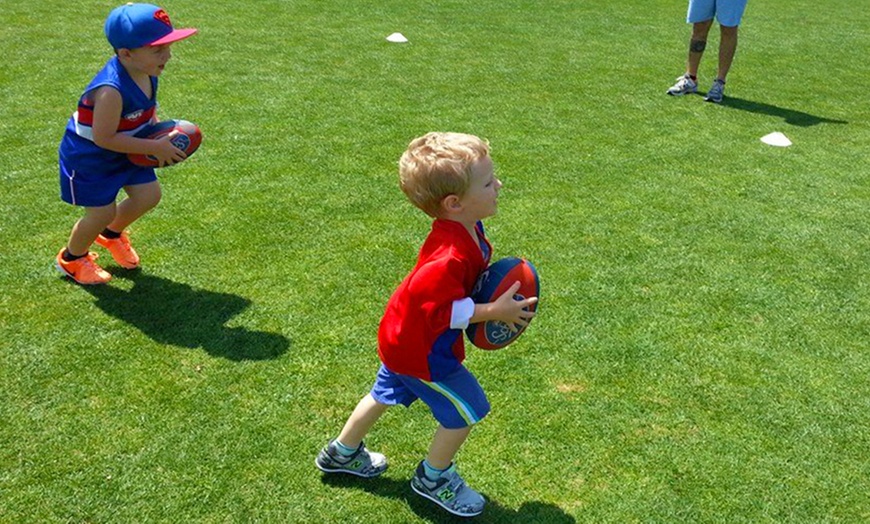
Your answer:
[687,0,748,27]
[59,158,157,207]
[370,364,490,429]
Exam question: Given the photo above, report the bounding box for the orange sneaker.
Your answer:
[55,249,112,285]
[95,231,140,269]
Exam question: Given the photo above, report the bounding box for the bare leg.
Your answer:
[336,393,390,448]
[426,425,472,470]
[687,20,714,77]
[108,181,162,233]
[67,204,116,256]
[717,25,739,82]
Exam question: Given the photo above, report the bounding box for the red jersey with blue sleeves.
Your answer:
[378,219,492,381]
[59,56,157,175]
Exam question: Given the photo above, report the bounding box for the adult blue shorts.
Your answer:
[59,158,157,207]
[370,364,490,429]
[687,0,748,27]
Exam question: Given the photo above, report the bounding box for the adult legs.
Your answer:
[687,19,714,78]
[717,24,739,82]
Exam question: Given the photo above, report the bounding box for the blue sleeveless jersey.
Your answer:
[59,56,158,175]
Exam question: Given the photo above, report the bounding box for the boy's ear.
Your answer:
[440,194,462,215]
[117,48,133,60]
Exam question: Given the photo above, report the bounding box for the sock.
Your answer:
[101,228,122,239]
[689,74,697,82]
[333,440,358,457]
[423,460,449,481]
[62,248,86,262]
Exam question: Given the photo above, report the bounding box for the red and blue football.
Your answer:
[128,119,202,167]
[465,257,540,350]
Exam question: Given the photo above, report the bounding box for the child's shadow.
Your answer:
[320,474,576,523]
[84,271,290,361]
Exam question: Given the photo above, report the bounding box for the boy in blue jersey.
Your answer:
[55,3,196,284]
[315,133,537,518]
[666,0,749,103]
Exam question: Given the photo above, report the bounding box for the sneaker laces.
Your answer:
[78,253,109,278]
[82,252,101,266]
[117,240,136,257]
[109,233,134,252]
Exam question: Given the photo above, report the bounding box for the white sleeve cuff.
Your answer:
[450,298,475,330]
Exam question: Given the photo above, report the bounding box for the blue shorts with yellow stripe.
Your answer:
[371,364,490,429]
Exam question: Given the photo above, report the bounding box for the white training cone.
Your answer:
[386,32,408,43]
[761,132,792,147]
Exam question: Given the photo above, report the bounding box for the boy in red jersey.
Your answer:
[55,4,196,284]
[316,132,537,517]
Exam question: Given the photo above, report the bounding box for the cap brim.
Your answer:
[149,28,198,46]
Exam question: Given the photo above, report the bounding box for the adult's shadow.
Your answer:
[321,474,576,524]
[716,96,848,127]
[84,271,290,361]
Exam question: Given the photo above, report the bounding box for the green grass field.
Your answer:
[2,1,868,522]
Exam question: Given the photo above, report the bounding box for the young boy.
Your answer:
[55,3,197,284]
[316,132,538,518]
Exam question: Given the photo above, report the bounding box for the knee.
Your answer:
[138,185,162,210]
[720,25,739,40]
[146,188,162,209]
[691,20,713,39]
[86,205,118,227]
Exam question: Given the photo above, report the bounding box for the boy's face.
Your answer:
[458,156,502,221]
[124,44,173,76]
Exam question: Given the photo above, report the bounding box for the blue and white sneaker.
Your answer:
[667,73,698,96]
[315,439,388,478]
[410,462,485,517]
[705,78,726,103]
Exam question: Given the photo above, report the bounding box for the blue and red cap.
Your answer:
[105,3,197,50]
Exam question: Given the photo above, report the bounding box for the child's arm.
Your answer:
[468,281,537,333]
[91,86,186,167]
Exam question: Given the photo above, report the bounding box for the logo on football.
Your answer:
[127,119,202,168]
[465,257,540,350]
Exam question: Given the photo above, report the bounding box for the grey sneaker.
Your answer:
[705,78,725,103]
[410,462,485,517]
[667,73,698,96]
[315,440,388,478]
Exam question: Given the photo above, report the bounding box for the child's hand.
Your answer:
[149,130,188,167]
[480,281,538,333]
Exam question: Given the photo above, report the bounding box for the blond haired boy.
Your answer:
[316,132,537,517]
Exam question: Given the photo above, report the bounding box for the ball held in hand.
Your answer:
[465,257,540,350]
[128,119,202,167]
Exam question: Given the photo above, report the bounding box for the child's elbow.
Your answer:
[91,133,116,151]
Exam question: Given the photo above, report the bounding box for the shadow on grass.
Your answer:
[83,271,290,361]
[716,96,848,127]
[320,474,576,523]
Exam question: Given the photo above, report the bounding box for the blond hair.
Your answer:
[398,132,490,217]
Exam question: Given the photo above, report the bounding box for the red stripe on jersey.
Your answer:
[77,105,94,126]
[118,107,155,131]
[75,102,154,132]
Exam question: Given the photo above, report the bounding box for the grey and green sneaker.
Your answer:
[704,78,725,103]
[315,440,387,478]
[410,462,485,518]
